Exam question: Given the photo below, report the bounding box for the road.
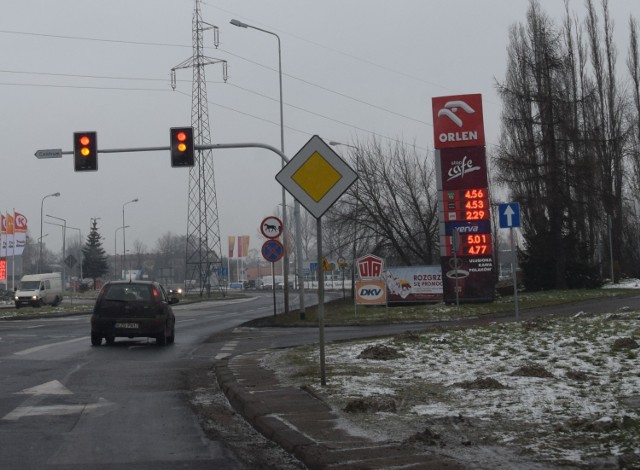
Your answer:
[2,291,639,468]
[0,292,320,469]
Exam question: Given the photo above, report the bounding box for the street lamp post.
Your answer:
[122,198,138,280]
[45,214,66,291]
[39,192,60,273]
[65,226,82,281]
[114,225,129,280]
[230,19,297,316]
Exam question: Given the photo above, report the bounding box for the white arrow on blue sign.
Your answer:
[499,202,521,228]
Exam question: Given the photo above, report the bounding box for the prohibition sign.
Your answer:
[262,239,284,263]
[260,216,283,239]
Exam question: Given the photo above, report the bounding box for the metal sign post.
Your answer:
[499,202,521,321]
[510,227,519,321]
[316,218,326,386]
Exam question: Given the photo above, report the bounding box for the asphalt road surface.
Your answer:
[0,292,321,469]
[3,291,639,469]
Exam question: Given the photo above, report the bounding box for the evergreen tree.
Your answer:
[82,219,109,288]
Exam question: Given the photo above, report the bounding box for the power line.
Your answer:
[0,29,430,126]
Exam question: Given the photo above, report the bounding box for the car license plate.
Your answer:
[115,322,138,329]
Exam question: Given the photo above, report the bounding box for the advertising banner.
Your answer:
[383,265,443,303]
[1,211,28,257]
[228,236,235,258]
[237,235,250,258]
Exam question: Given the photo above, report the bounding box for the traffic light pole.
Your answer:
[35,141,308,318]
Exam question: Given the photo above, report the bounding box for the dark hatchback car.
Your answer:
[91,281,178,346]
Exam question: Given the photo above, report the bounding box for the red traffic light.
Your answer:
[74,131,98,171]
[170,127,194,167]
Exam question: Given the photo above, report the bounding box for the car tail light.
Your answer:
[152,288,161,303]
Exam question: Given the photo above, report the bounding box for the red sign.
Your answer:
[439,146,488,190]
[0,258,6,281]
[261,239,284,263]
[357,254,384,279]
[260,216,283,239]
[432,94,485,149]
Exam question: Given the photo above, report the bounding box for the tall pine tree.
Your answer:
[82,219,109,288]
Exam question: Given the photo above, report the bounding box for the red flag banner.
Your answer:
[228,236,236,258]
[237,235,250,258]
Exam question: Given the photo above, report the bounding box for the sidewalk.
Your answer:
[215,349,464,469]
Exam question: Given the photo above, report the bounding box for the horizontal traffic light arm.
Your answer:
[35,142,289,163]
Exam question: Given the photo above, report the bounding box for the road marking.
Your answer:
[14,336,89,356]
[18,380,73,396]
[2,399,111,421]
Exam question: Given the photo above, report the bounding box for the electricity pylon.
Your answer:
[171,0,227,295]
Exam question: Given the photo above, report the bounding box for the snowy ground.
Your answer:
[267,288,640,468]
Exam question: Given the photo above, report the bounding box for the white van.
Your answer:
[14,273,63,308]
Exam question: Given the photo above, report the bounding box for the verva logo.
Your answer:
[432,94,485,149]
[357,254,384,279]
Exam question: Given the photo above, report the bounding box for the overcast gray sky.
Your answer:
[1,0,637,257]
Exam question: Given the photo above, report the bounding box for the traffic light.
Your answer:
[74,131,98,171]
[170,127,194,167]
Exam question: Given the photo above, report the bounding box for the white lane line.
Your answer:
[14,336,89,356]
[176,318,196,323]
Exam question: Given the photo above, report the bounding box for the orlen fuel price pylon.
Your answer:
[432,94,495,303]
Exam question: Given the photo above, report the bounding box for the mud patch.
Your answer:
[344,396,397,413]
[454,377,506,390]
[358,344,405,360]
[612,337,639,351]
[510,363,554,378]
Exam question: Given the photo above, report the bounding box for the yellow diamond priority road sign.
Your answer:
[277,135,358,219]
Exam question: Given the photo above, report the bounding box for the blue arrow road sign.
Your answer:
[499,203,521,228]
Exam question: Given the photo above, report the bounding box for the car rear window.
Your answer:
[103,284,152,302]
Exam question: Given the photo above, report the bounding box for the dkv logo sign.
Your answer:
[356,280,387,305]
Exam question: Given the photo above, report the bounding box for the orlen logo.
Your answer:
[357,254,384,279]
[432,94,485,149]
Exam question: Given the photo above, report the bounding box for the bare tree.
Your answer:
[327,136,439,266]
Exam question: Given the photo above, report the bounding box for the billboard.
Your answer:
[383,265,443,303]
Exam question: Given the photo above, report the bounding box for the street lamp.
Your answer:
[231,18,303,315]
[45,214,66,291]
[122,198,138,280]
[65,226,82,283]
[114,225,130,280]
[39,192,60,273]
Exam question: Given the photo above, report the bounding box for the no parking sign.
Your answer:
[261,239,284,263]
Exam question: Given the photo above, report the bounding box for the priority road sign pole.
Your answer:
[511,226,519,321]
[317,217,326,386]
